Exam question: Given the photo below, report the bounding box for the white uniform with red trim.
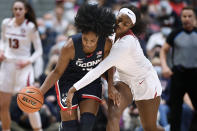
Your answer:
[0,18,42,94]
[73,31,162,100]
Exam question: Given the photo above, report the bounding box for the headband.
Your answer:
[119,8,136,24]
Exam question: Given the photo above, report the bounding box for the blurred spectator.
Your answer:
[44,34,67,77]
[150,45,162,70]
[55,0,64,8]
[157,0,181,28]
[146,25,172,60]
[169,0,187,16]
[48,34,68,59]
[111,2,122,16]
[138,35,148,58]
[53,6,69,34]
[63,0,78,24]
[37,18,46,40]
[43,13,54,31]
[122,103,141,131]
[64,23,77,36]
[38,13,57,69]
[139,0,161,39]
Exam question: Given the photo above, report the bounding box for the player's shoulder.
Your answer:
[1,18,12,25]
[120,34,139,50]
[105,37,112,45]
[62,38,75,51]
[121,34,137,43]
[61,38,75,59]
[104,37,112,50]
[25,20,36,30]
[170,28,183,36]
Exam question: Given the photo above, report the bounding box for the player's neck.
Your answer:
[14,17,25,26]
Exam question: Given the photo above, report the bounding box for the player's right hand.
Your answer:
[66,86,77,115]
[108,86,120,106]
[162,66,173,78]
[0,51,5,62]
[16,60,31,69]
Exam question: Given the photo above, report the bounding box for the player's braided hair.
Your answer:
[75,4,116,38]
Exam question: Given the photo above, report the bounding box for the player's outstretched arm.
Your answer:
[40,38,75,95]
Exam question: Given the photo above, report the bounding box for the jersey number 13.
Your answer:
[9,38,19,49]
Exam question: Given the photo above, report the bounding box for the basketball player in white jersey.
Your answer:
[0,0,43,131]
[66,4,164,131]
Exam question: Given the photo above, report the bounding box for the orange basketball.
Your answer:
[17,86,44,113]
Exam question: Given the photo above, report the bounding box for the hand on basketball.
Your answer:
[108,86,120,106]
[66,86,76,113]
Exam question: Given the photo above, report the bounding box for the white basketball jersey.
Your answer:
[0,18,42,62]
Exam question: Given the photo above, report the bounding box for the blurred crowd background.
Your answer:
[0,0,197,131]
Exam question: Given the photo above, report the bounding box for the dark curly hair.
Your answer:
[75,4,116,38]
[121,4,147,36]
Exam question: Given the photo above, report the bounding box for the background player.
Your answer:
[39,4,116,131]
[0,0,43,131]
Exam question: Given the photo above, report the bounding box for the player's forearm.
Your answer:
[29,48,42,63]
[73,46,121,90]
[30,31,43,63]
[0,34,5,50]
[40,70,61,95]
[73,66,103,90]
[108,67,114,88]
[0,42,5,50]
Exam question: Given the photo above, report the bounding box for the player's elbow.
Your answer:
[39,48,43,56]
[34,47,43,58]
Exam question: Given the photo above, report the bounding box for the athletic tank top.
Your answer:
[59,33,106,84]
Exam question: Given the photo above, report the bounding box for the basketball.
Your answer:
[17,86,44,113]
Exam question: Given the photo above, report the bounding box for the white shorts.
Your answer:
[130,69,162,101]
[0,60,34,94]
[114,69,162,101]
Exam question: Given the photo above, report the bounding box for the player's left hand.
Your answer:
[108,86,121,106]
[66,86,76,111]
[16,60,31,69]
